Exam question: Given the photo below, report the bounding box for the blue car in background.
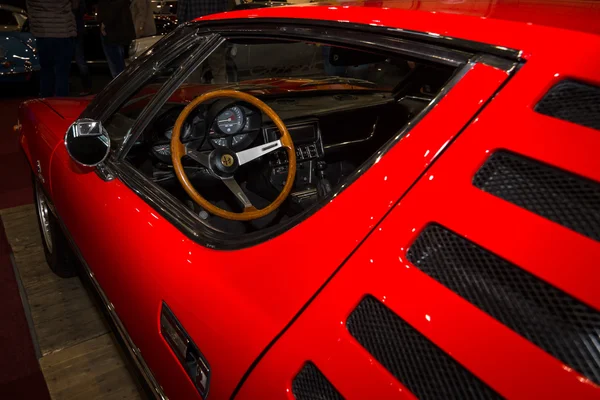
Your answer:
[0,4,39,84]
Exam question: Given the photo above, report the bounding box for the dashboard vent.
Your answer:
[347,296,500,399]
[473,150,600,242]
[407,223,600,385]
[292,362,343,400]
[535,79,600,130]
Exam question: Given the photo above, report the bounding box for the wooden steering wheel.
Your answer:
[170,90,296,221]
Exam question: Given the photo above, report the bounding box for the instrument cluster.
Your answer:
[209,105,262,151]
[150,103,262,163]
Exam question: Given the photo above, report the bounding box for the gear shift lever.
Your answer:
[316,161,332,198]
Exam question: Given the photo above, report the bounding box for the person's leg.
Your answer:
[101,35,118,78]
[101,36,126,78]
[113,45,126,77]
[36,38,54,97]
[54,37,74,97]
[75,34,91,93]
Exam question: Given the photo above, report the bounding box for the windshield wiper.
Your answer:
[299,76,378,88]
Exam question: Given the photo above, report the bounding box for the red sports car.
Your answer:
[17,1,600,399]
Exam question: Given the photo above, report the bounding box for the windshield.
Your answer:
[104,35,451,147]
[207,40,411,91]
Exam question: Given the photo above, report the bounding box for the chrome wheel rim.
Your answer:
[36,183,53,253]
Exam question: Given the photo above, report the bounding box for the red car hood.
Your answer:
[130,78,379,108]
[41,98,93,120]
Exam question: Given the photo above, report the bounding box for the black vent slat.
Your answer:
[535,79,600,130]
[292,362,344,400]
[347,296,500,399]
[407,224,600,385]
[473,150,600,241]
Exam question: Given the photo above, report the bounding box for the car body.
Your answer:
[17,0,600,399]
[0,4,39,83]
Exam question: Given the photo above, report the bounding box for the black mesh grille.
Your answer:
[535,79,600,130]
[292,362,344,400]
[347,296,500,399]
[407,224,600,385]
[473,150,600,242]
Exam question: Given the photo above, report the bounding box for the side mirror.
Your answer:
[65,119,111,167]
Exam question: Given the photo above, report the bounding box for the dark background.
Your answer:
[4,0,100,10]
[3,0,25,7]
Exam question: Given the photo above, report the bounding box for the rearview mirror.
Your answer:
[328,47,385,66]
[65,119,111,167]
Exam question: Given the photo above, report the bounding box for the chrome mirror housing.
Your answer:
[65,119,111,167]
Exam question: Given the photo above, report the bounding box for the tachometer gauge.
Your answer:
[216,106,245,135]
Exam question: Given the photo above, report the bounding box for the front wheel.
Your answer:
[33,177,77,278]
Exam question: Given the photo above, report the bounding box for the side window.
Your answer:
[120,36,457,241]
[102,44,202,150]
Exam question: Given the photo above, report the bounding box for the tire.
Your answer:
[33,177,78,278]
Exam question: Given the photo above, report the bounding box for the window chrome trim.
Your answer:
[199,22,471,67]
[193,18,522,61]
[55,218,168,400]
[95,162,116,182]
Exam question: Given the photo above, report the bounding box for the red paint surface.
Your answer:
[17,2,600,399]
[28,62,507,399]
[201,0,600,41]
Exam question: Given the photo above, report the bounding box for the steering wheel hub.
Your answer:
[210,148,239,177]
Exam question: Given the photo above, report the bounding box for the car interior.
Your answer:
[106,38,456,236]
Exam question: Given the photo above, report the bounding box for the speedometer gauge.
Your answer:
[217,106,245,135]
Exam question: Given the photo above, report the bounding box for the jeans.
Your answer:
[36,37,75,97]
[101,35,125,78]
[75,34,91,91]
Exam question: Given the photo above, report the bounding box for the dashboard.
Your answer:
[126,92,416,213]
[148,101,326,169]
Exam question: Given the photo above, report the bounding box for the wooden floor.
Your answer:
[1,205,146,400]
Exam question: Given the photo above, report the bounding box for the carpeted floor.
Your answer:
[0,218,50,399]
[0,93,50,398]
